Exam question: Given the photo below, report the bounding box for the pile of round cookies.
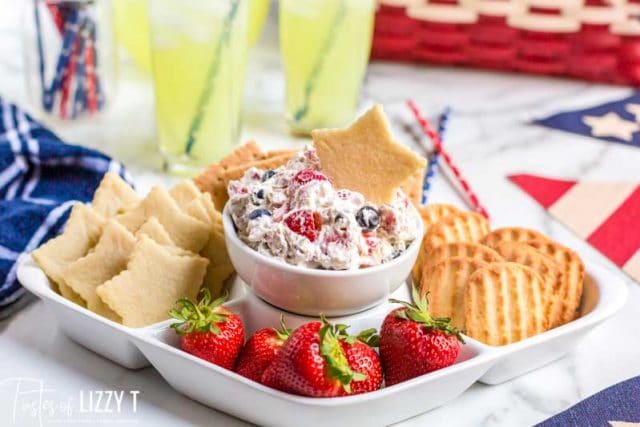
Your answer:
[412,204,585,346]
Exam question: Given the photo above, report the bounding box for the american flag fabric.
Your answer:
[537,375,640,426]
[509,173,640,283]
[0,97,131,318]
[535,92,640,149]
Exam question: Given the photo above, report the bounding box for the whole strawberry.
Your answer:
[169,289,244,370]
[380,287,463,386]
[262,318,382,397]
[342,328,382,395]
[235,315,291,384]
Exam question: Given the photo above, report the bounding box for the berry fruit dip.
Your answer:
[227,147,420,270]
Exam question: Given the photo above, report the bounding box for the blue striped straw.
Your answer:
[421,106,451,205]
[71,16,90,118]
[33,0,47,109]
[87,20,105,110]
[43,8,80,112]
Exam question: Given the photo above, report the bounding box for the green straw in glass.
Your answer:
[292,0,346,123]
[184,0,240,155]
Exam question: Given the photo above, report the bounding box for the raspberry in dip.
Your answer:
[227,147,420,270]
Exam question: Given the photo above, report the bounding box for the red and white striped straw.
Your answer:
[407,100,490,220]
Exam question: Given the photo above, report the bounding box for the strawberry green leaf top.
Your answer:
[356,328,380,348]
[389,285,464,343]
[273,313,293,342]
[169,289,231,335]
[319,316,367,394]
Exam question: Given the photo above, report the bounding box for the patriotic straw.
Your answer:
[59,35,80,119]
[33,1,46,109]
[33,1,105,120]
[72,18,90,118]
[46,2,65,33]
[85,20,98,114]
[89,20,105,110]
[44,10,80,111]
[408,100,490,220]
[184,0,240,155]
[43,8,81,112]
[421,106,451,205]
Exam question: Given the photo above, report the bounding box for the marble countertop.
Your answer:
[1,3,640,426]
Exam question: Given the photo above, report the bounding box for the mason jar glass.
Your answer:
[147,0,249,174]
[280,0,376,134]
[23,0,117,122]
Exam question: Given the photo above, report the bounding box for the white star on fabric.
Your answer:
[625,103,640,122]
[609,422,640,427]
[583,112,640,142]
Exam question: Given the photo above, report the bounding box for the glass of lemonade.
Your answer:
[148,0,248,174]
[279,0,375,134]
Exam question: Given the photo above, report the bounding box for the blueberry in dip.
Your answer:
[227,146,420,270]
[356,206,381,231]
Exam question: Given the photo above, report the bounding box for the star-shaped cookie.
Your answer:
[311,104,426,204]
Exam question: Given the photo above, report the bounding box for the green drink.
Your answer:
[279,0,375,134]
[148,0,248,173]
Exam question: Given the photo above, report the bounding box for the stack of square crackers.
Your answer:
[413,204,586,346]
[194,141,299,211]
[32,173,232,327]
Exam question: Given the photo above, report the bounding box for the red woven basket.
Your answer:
[372,0,640,85]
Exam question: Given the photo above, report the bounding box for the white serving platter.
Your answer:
[17,254,628,426]
[222,204,424,317]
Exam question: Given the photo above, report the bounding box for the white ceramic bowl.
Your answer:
[222,204,424,317]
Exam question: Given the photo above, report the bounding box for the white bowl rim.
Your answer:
[222,203,425,278]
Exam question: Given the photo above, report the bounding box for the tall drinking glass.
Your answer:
[279,0,375,134]
[247,0,270,47]
[148,0,248,173]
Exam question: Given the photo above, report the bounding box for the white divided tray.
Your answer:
[17,255,628,427]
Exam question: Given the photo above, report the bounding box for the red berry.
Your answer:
[379,287,463,386]
[284,209,321,241]
[170,290,245,370]
[293,169,328,187]
[363,234,381,255]
[342,341,383,395]
[380,207,397,232]
[235,318,291,384]
[262,319,382,397]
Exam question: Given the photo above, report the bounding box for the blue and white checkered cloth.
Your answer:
[0,97,132,318]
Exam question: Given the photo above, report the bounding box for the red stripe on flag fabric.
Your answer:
[587,186,640,266]
[508,174,576,208]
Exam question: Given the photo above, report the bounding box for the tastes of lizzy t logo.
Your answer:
[0,377,140,426]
